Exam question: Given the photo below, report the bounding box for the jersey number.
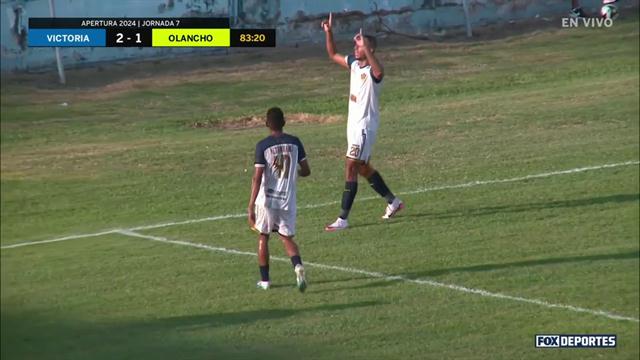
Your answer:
[349,144,361,158]
[272,153,291,179]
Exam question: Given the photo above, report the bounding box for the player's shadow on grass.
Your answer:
[305,276,372,285]
[314,250,639,293]
[350,193,639,229]
[2,301,381,358]
[404,249,639,278]
[142,300,382,330]
[312,278,404,294]
[266,276,372,289]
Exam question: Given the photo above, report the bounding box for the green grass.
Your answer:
[2,16,639,359]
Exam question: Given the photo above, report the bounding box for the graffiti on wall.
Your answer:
[238,0,281,26]
[158,0,226,17]
[6,3,27,52]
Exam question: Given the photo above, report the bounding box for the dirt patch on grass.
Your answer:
[192,112,343,130]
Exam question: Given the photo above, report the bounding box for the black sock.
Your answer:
[259,265,269,282]
[339,181,358,219]
[290,255,302,268]
[368,171,395,203]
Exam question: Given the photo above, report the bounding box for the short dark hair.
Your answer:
[266,107,285,131]
[365,35,377,50]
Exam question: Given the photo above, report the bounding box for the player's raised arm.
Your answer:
[321,12,348,69]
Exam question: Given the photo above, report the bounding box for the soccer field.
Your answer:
[1,16,639,360]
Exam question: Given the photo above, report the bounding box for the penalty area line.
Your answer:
[117,229,640,323]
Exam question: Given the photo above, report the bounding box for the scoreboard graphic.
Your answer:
[28,18,276,47]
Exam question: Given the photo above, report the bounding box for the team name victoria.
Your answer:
[46,34,90,42]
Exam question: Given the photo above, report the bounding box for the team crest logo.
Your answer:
[361,73,367,81]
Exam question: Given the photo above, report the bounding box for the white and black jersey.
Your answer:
[254,134,307,211]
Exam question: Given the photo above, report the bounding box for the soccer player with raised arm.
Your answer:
[321,12,404,232]
[248,107,311,291]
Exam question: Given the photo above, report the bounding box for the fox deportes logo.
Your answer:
[535,334,617,348]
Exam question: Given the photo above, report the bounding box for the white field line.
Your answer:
[117,229,640,323]
[128,214,243,231]
[399,161,640,195]
[2,160,638,250]
[0,230,118,250]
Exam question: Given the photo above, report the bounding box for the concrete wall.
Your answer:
[0,0,623,71]
[1,0,229,71]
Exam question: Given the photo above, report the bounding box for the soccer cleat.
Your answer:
[324,217,348,232]
[382,198,405,219]
[256,281,270,290]
[294,264,307,293]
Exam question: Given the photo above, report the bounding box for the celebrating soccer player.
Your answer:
[321,12,404,232]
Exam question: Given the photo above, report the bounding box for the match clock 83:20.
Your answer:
[230,29,275,47]
[240,33,266,42]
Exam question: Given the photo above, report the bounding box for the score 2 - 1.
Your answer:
[106,28,151,47]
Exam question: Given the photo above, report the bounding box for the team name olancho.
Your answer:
[46,34,90,42]
[168,34,213,42]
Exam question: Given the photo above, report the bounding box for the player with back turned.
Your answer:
[248,107,311,291]
[321,12,404,232]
